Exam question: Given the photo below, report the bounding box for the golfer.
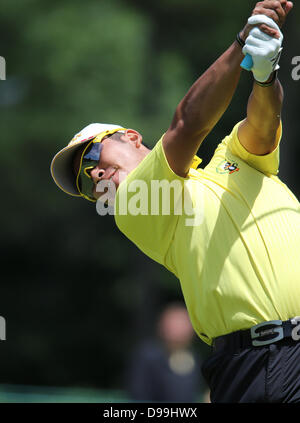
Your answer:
[51,1,300,402]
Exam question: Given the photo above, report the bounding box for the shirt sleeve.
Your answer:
[223,120,282,176]
[114,136,189,267]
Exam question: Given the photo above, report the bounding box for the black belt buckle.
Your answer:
[250,320,284,346]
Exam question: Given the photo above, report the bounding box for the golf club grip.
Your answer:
[241,53,253,71]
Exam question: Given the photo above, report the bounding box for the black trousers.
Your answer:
[201,338,300,403]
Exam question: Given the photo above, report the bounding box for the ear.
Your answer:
[124,129,143,148]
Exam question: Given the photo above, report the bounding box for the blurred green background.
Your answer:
[0,0,299,402]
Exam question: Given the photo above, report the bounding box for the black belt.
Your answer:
[212,318,300,353]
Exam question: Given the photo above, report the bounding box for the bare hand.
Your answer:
[240,0,293,41]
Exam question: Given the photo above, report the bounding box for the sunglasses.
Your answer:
[75,128,125,202]
[77,142,103,202]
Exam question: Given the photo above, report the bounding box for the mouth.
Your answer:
[93,168,119,200]
[107,167,118,180]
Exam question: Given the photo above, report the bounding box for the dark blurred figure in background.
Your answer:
[126,303,207,402]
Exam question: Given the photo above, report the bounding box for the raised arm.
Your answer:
[163,41,243,177]
[238,1,293,155]
[238,75,283,156]
[163,0,292,177]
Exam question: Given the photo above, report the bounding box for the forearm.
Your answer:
[172,40,244,136]
[238,75,283,155]
[247,75,283,136]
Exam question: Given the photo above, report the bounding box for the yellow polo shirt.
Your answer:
[114,121,300,345]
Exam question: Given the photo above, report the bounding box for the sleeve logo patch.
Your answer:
[216,160,240,175]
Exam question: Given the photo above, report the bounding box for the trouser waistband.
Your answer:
[212,317,300,353]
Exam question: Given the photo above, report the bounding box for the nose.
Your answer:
[90,167,105,183]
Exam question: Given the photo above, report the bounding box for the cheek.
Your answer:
[101,142,124,165]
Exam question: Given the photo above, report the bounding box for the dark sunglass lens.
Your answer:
[83,143,103,161]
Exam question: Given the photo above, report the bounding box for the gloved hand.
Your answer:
[243,14,283,82]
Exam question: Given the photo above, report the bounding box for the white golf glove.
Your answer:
[243,14,283,82]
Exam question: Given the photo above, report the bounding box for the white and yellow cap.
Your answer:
[50,123,125,198]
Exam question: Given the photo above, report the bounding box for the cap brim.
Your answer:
[50,140,91,197]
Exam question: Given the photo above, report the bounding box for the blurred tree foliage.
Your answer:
[0,0,299,390]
